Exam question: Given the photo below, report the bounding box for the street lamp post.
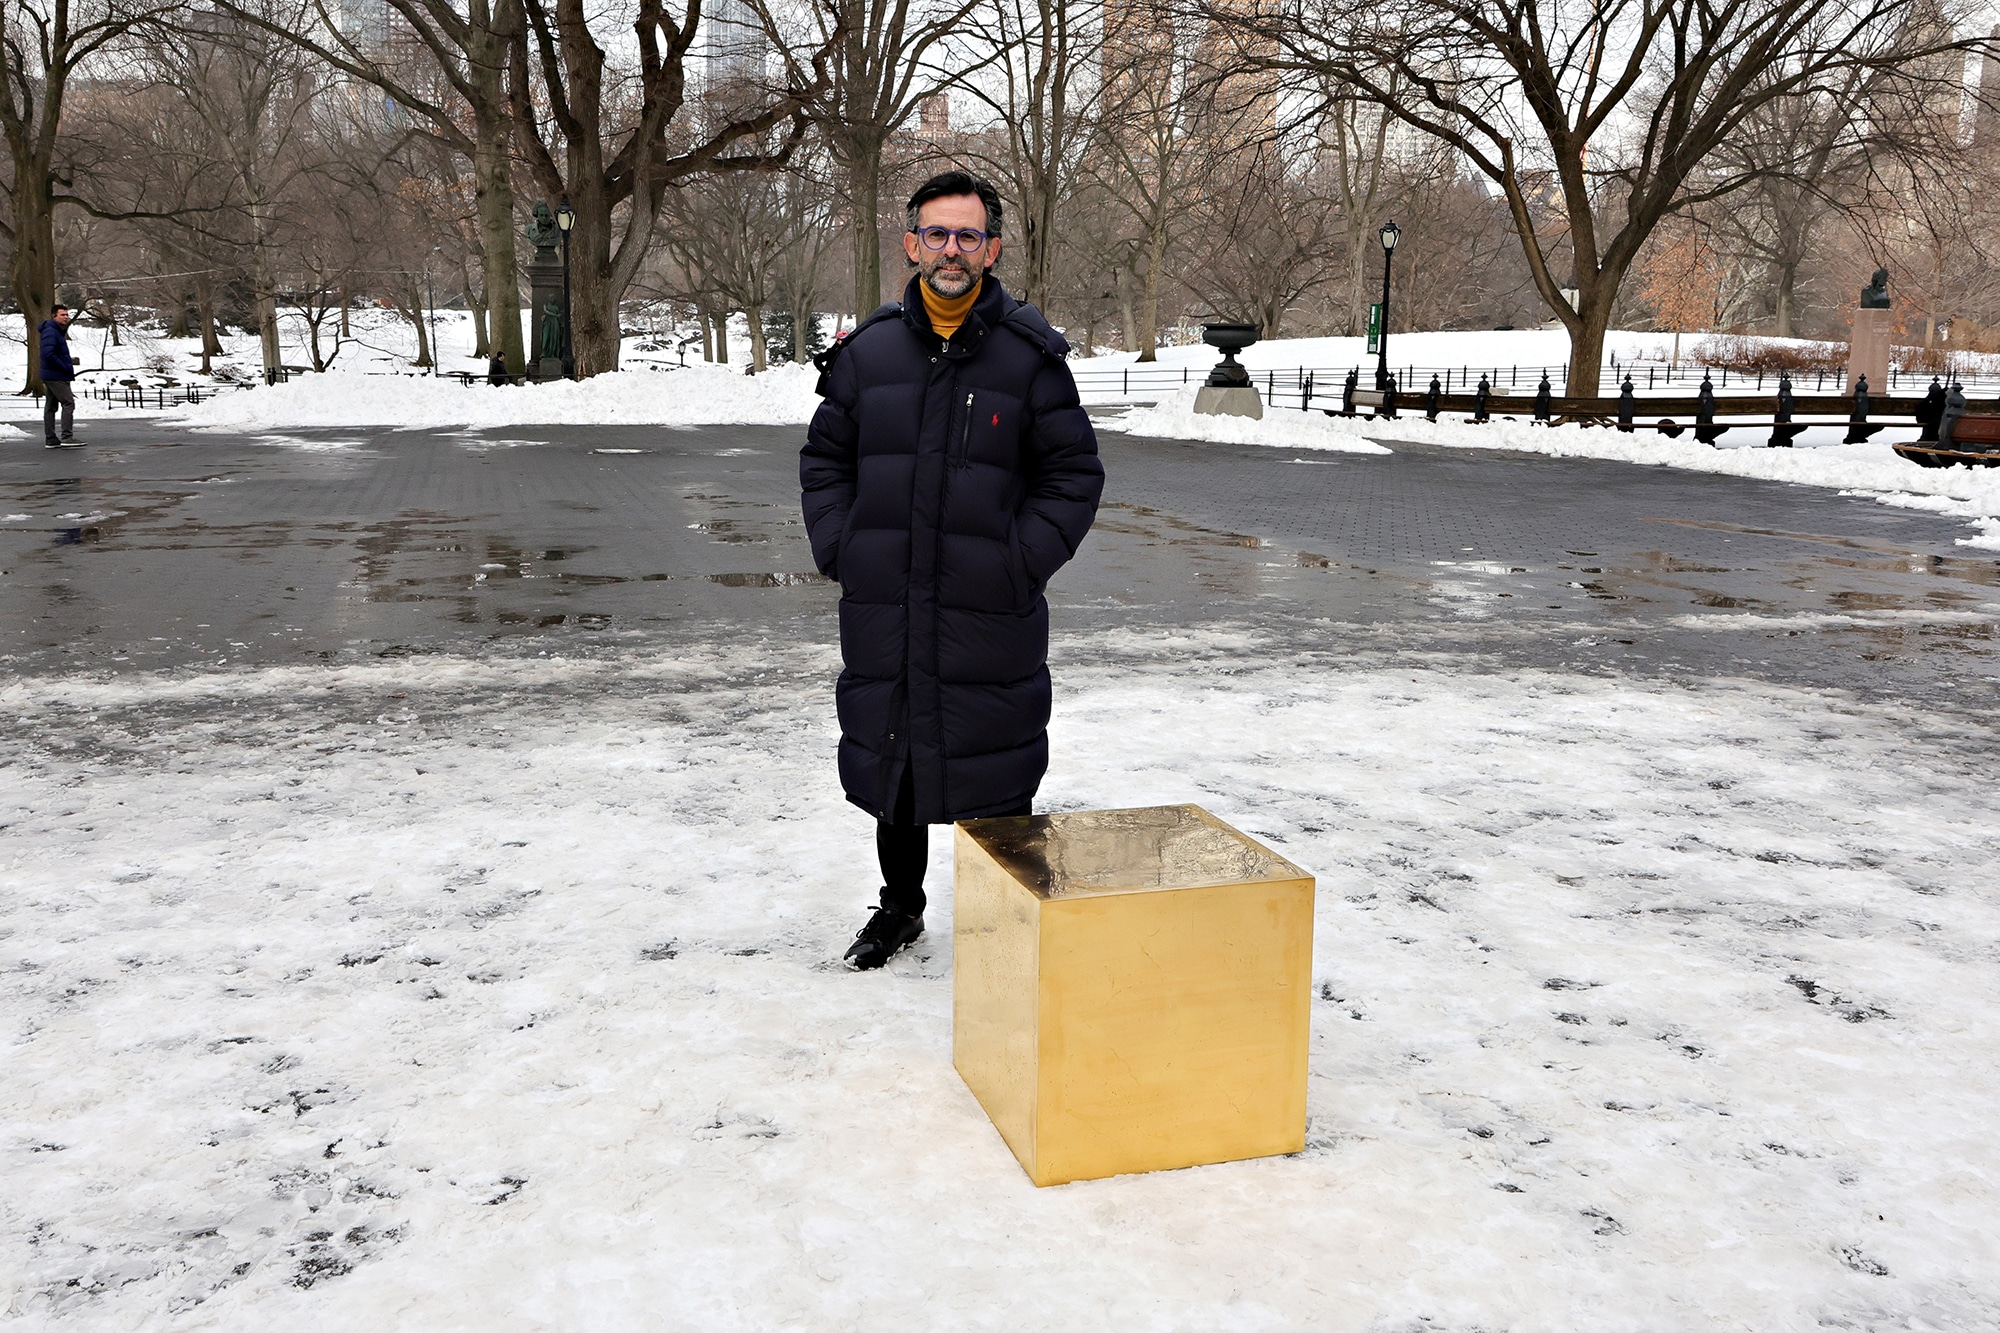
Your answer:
[554,202,576,379]
[1375,220,1400,392]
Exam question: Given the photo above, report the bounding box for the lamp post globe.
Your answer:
[1375,220,1400,391]
[554,202,577,379]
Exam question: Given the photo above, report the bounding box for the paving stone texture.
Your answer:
[2,417,1996,714]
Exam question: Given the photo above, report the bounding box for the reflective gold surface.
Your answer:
[953,805,1314,1187]
[967,804,1310,898]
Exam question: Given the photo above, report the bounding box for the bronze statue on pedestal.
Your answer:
[1860,268,1891,309]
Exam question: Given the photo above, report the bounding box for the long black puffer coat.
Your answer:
[801,275,1103,824]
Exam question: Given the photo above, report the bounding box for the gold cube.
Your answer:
[953,804,1315,1187]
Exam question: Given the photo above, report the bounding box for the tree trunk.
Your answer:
[9,175,56,395]
[305,311,328,372]
[339,287,351,338]
[1345,232,1369,336]
[747,304,767,372]
[471,98,525,374]
[408,289,433,368]
[849,136,886,319]
[712,310,730,364]
[196,286,222,374]
[566,182,624,376]
[256,287,281,380]
[1568,303,1609,399]
[791,296,814,364]
[698,304,714,361]
[1135,224,1167,362]
[470,290,490,358]
[167,296,192,339]
[1774,262,1796,339]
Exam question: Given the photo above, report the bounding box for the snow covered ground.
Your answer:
[6,630,1999,1328]
[1115,387,2000,552]
[0,308,811,433]
[160,363,824,432]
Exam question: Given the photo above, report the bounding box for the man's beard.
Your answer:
[921,257,982,298]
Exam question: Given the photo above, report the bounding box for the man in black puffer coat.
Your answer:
[801,171,1103,969]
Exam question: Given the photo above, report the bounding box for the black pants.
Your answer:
[876,766,1030,917]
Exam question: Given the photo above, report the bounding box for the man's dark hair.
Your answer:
[905,171,1002,238]
[51,303,68,314]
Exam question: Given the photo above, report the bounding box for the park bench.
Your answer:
[1336,385,2000,461]
[1895,411,2000,467]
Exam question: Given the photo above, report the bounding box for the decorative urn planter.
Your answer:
[1194,323,1264,419]
[1201,322,1260,387]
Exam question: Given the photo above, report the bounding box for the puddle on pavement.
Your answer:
[1646,517,2000,586]
[687,520,772,543]
[1097,503,1264,549]
[253,434,368,452]
[493,611,614,628]
[700,572,826,588]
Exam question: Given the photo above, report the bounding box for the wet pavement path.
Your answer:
[3,417,1997,711]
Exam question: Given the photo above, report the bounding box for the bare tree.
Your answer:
[953,0,1101,307]
[1208,0,1996,394]
[767,147,841,361]
[0,0,177,390]
[662,168,788,370]
[140,2,334,381]
[1180,136,1339,338]
[504,0,836,376]
[811,0,978,319]
[1708,71,1877,336]
[1089,3,1234,360]
[211,0,533,376]
[1317,91,1402,334]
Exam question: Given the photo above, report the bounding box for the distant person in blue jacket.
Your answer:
[39,304,77,448]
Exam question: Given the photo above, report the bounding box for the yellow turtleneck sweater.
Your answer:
[920,278,982,342]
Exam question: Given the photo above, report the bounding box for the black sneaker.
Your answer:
[843,905,923,971]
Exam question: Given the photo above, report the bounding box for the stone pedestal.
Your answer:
[1193,385,1263,419]
[953,804,1314,1187]
[527,252,565,376]
[1847,307,1893,393]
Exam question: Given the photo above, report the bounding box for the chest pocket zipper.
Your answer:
[953,392,975,467]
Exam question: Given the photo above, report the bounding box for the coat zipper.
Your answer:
[954,392,974,467]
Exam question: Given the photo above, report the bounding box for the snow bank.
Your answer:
[1115,385,2000,547]
[1116,397,1392,453]
[163,363,824,431]
[5,636,1998,1327]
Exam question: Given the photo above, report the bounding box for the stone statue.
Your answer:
[1860,268,1890,309]
[539,300,564,361]
[526,202,561,261]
